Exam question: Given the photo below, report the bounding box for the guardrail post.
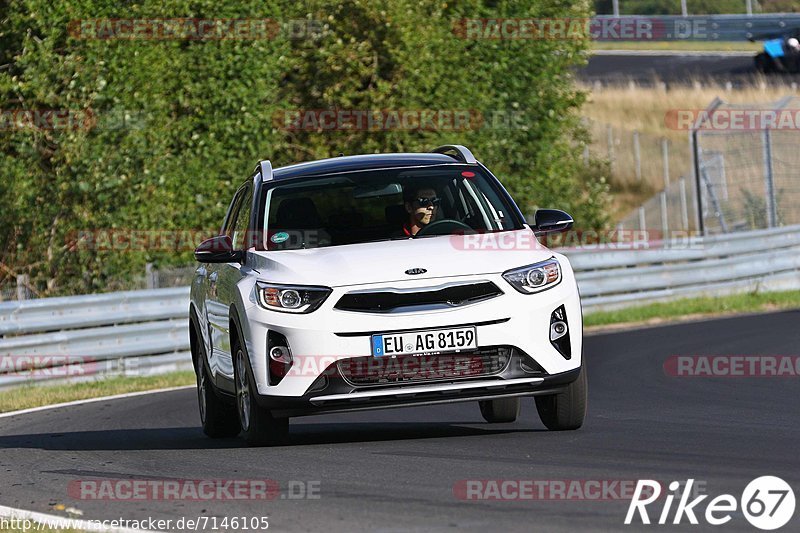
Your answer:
[16,275,29,301]
[691,129,705,236]
[612,0,619,17]
[679,176,690,231]
[638,207,646,232]
[681,0,688,17]
[746,0,753,16]
[662,138,670,188]
[660,192,669,240]
[634,131,642,182]
[762,127,777,228]
[146,263,158,290]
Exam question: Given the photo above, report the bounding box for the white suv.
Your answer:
[189,145,586,445]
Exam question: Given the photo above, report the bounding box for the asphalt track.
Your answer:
[581,52,800,86]
[1,310,799,532]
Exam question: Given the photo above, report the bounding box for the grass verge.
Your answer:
[584,289,800,329]
[591,41,761,52]
[0,370,195,414]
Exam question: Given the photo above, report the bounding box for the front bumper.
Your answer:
[257,364,581,418]
[237,256,583,411]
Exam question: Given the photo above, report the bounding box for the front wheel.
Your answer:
[478,398,520,423]
[194,330,240,438]
[233,340,289,446]
[535,365,587,431]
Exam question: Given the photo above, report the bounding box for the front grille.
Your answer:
[337,347,512,387]
[334,281,502,313]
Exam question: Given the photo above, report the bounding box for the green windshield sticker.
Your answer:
[271,232,290,243]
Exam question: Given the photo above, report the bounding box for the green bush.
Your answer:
[1,0,609,296]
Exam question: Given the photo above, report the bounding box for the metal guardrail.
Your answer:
[0,289,191,389]
[571,225,800,311]
[592,14,800,42]
[1,224,799,388]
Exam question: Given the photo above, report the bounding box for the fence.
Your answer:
[616,95,800,236]
[692,96,800,234]
[2,224,799,389]
[587,121,684,190]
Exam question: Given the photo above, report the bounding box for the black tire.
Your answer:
[192,327,240,438]
[755,53,773,74]
[535,365,588,431]
[233,338,289,447]
[478,398,520,423]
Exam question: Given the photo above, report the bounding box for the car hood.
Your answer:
[247,229,554,288]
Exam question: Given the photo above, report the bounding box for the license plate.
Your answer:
[371,326,477,357]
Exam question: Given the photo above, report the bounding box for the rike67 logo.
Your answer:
[626,477,795,530]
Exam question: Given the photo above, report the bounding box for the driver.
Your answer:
[401,185,440,236]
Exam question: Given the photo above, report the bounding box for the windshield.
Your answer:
[263,165,524,251]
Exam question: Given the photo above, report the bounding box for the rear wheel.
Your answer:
[478,398,520,423]
[193,329,240,438]
[535,365,587,431]
[233,339,289,446]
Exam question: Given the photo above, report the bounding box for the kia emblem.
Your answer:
[405,268,427,275]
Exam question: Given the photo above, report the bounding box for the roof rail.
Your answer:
[259,160,273,182]
[431,145,477,164]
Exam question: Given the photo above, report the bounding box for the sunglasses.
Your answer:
[415,197,441,208]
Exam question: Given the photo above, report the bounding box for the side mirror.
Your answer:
[531,209,574,235]
[194,235,244,264]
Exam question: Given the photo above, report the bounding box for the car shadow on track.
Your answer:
[0,422,542,451]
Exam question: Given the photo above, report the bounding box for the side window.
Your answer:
[232,186,254,250]
[222,191,244,237]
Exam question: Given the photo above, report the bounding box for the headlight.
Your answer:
[502,258,561,294]
[256,282,332,313]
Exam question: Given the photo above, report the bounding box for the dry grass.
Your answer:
[583,81,798,140]
[580,81,800,220]
[591,41,761,52]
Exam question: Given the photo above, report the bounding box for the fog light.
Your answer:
[270,345,291,363]
[549,306,571,360]
[550,321,568,341]
[267,330,293,385]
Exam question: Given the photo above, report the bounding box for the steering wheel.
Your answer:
[414,219,474,237]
